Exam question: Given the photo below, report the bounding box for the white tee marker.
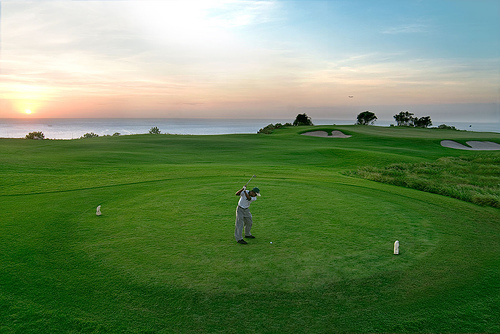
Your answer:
[394,240,399,255]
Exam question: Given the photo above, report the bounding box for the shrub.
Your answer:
[81,132,99,139]
[25,131,45,140]
[258,124,275,134]
[437,124,458,130]
[149,126,161,134]
[257,122,292,134]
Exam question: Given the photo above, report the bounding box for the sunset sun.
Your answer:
[25,109,32,115]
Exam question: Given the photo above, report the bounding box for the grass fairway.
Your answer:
[1,125,499,333]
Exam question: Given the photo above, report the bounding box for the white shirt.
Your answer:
[238,190,256,209]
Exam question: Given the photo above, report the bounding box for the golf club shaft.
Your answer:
[245,175,256,187]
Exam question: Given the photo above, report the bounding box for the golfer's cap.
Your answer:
[252,187,261,196]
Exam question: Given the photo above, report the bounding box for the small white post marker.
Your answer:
[96,205,102,216]
[394,240,399,255]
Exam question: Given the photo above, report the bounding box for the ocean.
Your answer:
[0,118,498,139]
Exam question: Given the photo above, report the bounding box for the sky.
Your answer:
[0,0,499,123]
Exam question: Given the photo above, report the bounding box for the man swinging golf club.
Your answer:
[235,177,260,244]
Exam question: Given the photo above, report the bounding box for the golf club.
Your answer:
[245,174,256,187]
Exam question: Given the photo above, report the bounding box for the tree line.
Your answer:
[356,110,432,128]
[257,113,312,134]
[258,111,433,134]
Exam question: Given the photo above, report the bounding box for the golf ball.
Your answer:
[270,242,273,244]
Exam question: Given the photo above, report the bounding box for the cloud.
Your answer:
[382,23,429,34]
[1,1,498,121]
[284,53,500,106]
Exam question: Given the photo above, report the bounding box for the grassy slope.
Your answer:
[0,125,499,333]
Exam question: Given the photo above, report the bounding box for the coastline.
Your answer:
[1,118,499,139]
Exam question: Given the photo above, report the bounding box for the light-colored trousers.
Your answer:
[235,206,253,241]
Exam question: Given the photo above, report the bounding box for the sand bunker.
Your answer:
[301,130,351,138]
[441,140,500,151]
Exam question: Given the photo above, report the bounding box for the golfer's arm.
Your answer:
[235,188,251,200]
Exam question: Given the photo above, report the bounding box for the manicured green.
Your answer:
[0,125,499,333]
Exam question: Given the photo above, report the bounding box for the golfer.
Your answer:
[235,186,260,244]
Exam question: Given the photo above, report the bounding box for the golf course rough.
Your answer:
[0,125,498,333]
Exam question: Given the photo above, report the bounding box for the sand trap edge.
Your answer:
[301,131,352,138]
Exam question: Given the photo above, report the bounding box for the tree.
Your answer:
[413,116,432,128]
[356,111,377,125]
[25,131,45,140]
[293,113,313,126]
[393,111,415,126]
[437,124,457,130]
[149,126,161,134]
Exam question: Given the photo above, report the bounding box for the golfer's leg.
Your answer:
[244,211,253,237]
[235,207,244,241]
